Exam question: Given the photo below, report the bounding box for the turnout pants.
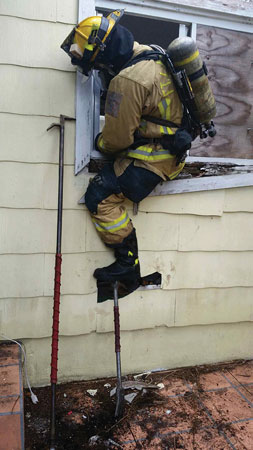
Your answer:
[85,161,162,245]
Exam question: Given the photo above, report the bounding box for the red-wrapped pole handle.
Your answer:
[114,306,121,353]
[50,253,62,384]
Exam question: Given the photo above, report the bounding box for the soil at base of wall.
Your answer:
[24,360,249,450]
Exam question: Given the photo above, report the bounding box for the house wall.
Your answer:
[0,1,253,386]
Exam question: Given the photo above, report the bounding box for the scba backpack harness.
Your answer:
[123,37,216,165]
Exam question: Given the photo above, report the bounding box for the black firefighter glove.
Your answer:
[171,128,193,165]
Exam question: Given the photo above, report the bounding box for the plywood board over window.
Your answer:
[191,26,253,159]
[76,0,253,197]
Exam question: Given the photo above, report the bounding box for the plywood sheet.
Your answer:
[170,0,253,15]
[0,66,75,117]
[192,25,253,158]
[0,17,74,71]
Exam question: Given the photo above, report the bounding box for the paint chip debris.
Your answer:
[87,389,98,397]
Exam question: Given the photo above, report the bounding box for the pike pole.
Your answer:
[47,115,75,450]
[113,281,125,418]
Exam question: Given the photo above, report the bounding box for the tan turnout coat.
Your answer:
[96,42,185,181]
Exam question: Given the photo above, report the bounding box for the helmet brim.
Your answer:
[61,10,125,75]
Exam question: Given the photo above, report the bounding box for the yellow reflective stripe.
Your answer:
[160,81,171,89]
[158,99,165,117]
[156,60,163,66]
[98,135,105,150]
[92,211,130,233]
[169,162,186,180]
[160,72,167,76]
[158,98,174,135]
[174,50,199,67]
[92,210,129,228]
[127,146,175,161]
[165,98,171,120]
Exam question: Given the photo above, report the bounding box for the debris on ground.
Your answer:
[124,392,138,404]
[87,389,98,397]
[133,371,151,380]
[24,359,253,449]
[110,380,159,397]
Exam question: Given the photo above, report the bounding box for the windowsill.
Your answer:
[78,156,253,204]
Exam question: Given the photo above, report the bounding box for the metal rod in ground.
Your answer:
[113,281,124,418]
[47,115,75,449]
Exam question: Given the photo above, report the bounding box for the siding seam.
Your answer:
[2,250,253,255]
[0,111,76,119]
[0,63,75,73]
[0,13,76,26]
[1,287,253,301]
[0,161,74,167]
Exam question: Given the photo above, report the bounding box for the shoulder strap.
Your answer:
[122,50,181,129]
[121,50,162,70]
[141,114,180,129]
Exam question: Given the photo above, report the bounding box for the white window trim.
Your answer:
[76,0,253,196]
[95,0,253,33]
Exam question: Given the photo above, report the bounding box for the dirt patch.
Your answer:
[24,360,252,449]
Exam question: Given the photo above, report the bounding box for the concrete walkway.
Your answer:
[0,342,24,450]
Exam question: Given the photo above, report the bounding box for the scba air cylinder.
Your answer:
[167,37,216,125]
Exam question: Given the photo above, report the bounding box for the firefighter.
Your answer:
[61,10,188,295]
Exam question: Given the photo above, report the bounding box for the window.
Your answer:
[76,0,253,196]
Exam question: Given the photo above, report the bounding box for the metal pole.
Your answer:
[47,115,75,450]
[113,281,124,418]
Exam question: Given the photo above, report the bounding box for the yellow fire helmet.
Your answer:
[61,10,124,74]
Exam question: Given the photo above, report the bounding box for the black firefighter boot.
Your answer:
[94,229,141,292]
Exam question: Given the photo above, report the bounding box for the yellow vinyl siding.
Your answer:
[1,17,74,71]
[19,323,253,386]
[0,66,75,116]
[1,2,253,386]
[0,209,88,254]
[1,250,253,298]
[0,114,75,165]
[0,163,88,209]
[0,0,77,24]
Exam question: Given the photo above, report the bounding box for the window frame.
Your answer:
[76,0,253,196]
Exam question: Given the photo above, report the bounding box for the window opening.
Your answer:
[76,1,253,197]
[90,10,184,168]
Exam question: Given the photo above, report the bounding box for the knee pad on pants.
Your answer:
[85,164,121,214]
